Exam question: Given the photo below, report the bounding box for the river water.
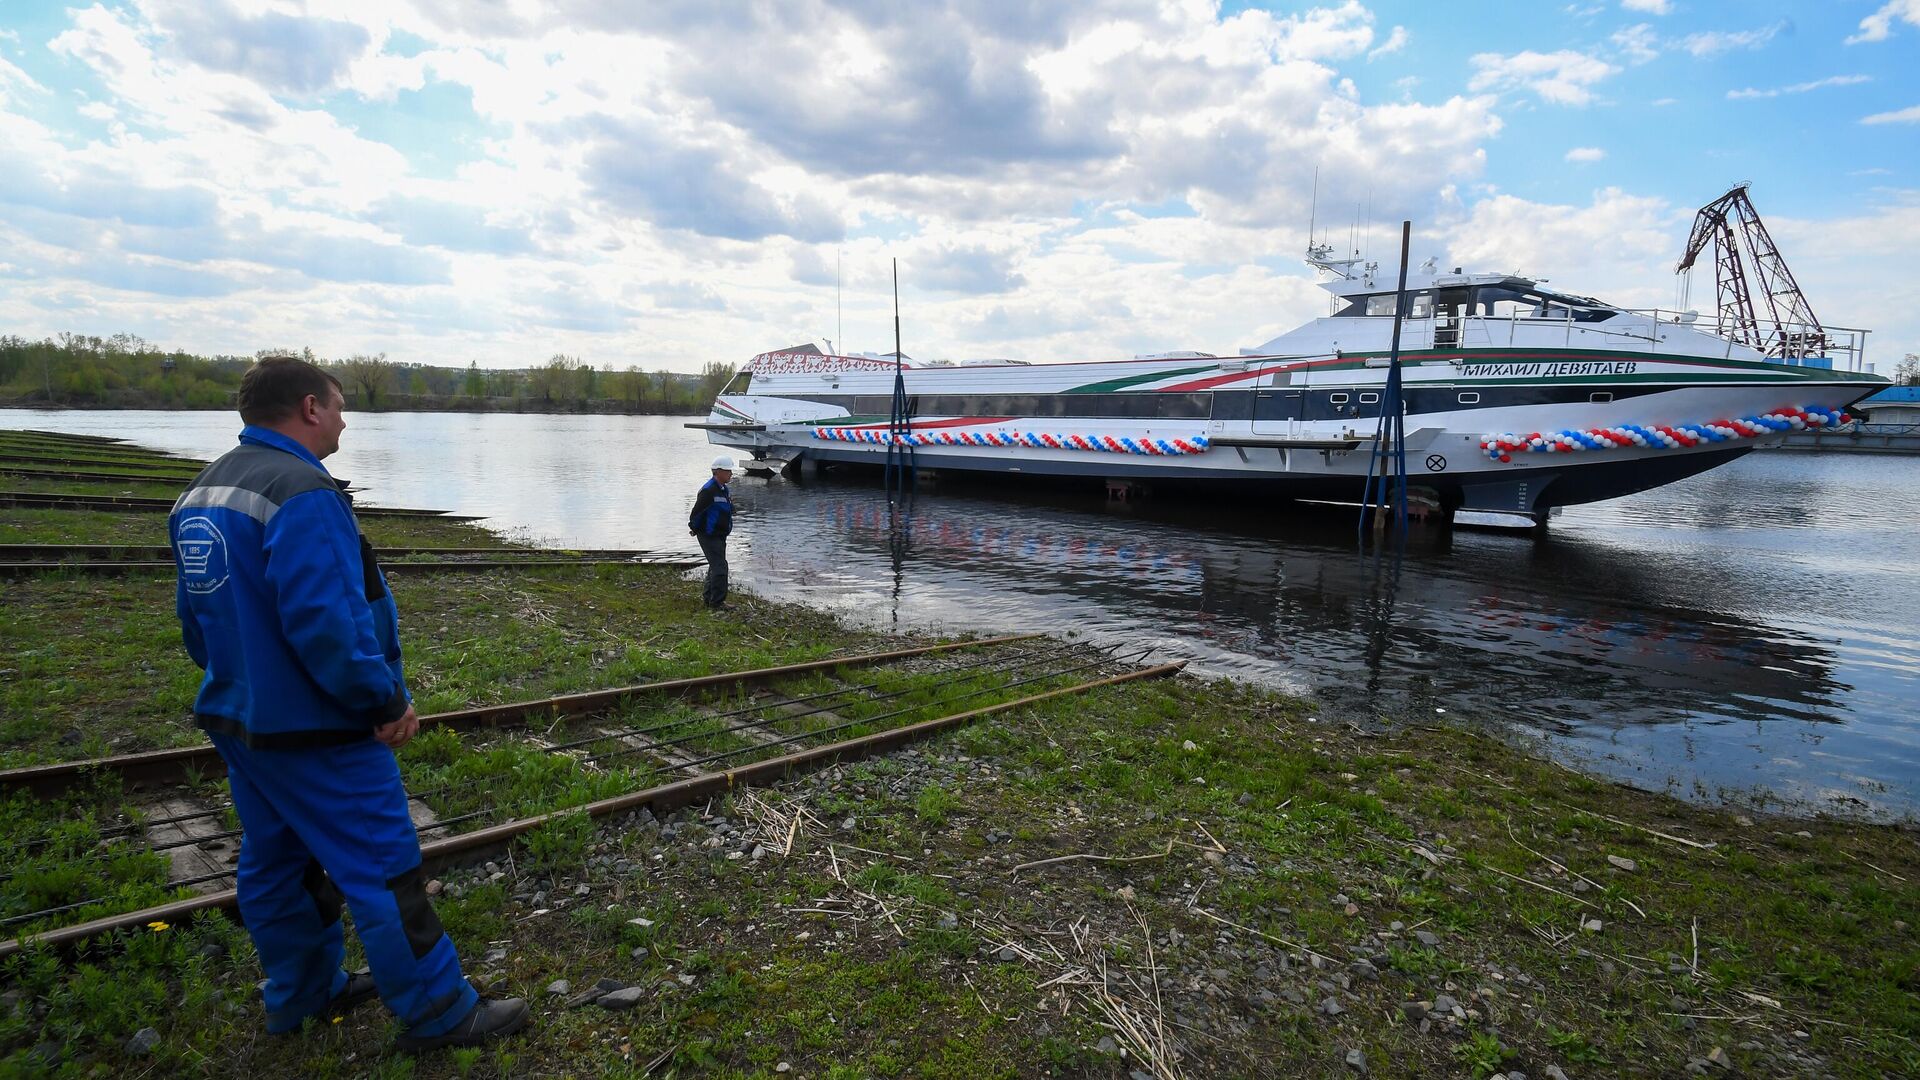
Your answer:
[8,408,1918,818]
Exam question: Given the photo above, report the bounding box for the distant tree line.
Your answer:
[0,334,734,415]
[1896,353,1920,387]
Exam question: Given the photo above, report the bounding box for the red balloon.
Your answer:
[1499,453,1511,463]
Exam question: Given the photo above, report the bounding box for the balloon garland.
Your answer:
[1479,405,1850,463]
[811,427,1211,456]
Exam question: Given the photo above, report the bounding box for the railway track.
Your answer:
[0,556,703,577]
[0,490,480,519]
[0,633,1181,956]
[0,543,705,576]
[0,544,696,561]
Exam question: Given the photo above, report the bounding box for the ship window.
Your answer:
[721,371,752,395]
[1365,294,1398,317]
[1359,392,1380,403]
[1151,392,1213,418]
[1457,392,1481,404]
[1408,292,1434,319]
[1590,391,1614,403]
[1329,392,1350,404]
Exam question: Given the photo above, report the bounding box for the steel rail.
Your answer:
[0,452,206,470]
[0,634,1044,797]
[0,490,476,519]
[4,645,1122,916]
[14,639,1077,853]
[0,430,128,446]
[584,646,1153,771]
[0,467,201,484]
[0,658,1183,956]
[0,558,703,577]
[0,544,697,561]
[536,638,1100,755]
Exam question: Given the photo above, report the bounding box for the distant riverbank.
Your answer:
[0,396,708,416]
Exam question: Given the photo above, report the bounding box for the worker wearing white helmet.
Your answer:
[687,455,737,610]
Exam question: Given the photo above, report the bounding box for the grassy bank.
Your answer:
[2,430,1917,1079]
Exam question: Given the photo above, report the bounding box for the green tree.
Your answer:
[464,361,486,397]
[338,353,394,410]
[1896,353,1920,386]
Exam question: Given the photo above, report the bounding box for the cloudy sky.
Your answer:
[1,0,1915,372]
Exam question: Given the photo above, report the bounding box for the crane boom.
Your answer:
[1675,184,1827,359]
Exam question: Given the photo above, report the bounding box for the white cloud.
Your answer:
[1727,74,1871,100]
[1861,103,1920,124]
[1468,49,1619,106]
[1610,23,1660,64]
[0,55,47,104]
[1621,0,1671,14]
[1847,0,1920,44]
[1367,26,1408,59]
[0,1,1520,369]
[1681,23,1786,57]
[1565,147,1607,163]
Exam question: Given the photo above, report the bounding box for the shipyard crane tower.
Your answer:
[1676,184,1827,359]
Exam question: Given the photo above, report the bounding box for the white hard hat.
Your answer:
[711,455,737,471]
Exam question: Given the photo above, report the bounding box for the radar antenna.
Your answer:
[1676,183,1827,359]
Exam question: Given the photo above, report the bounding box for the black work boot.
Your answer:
[395,997,530,1052]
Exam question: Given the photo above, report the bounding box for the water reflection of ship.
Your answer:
[765,485,1847,734]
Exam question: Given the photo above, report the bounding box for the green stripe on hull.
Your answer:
[1063,364,1219,394]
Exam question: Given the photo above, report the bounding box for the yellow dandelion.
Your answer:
[147,921,171,932]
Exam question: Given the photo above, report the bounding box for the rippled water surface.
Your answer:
[10,408,1919,816]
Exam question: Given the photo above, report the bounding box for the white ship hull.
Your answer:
[701,260,1884,519]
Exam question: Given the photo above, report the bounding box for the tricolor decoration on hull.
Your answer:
[1478,405,1850,463]
[813,428,1211,456]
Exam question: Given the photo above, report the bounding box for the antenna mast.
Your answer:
[1307,165,1319,250]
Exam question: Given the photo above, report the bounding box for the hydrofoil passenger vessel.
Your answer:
[698,246,1884,523]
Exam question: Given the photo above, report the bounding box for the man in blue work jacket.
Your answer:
[687,455,735,609]
[170,356,527,1050]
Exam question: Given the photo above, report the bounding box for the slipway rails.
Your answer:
[0,634,1183,956]
[0,490,479,519]
[0,543,704,576]
[0,544,696,561]
[0,556,704,578]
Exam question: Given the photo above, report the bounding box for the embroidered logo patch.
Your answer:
[176,516,230,594]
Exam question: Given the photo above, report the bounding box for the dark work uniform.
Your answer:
[169,426,476,1037]
[688,475,734,608]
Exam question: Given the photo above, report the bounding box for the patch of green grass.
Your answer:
[915,782,959,825]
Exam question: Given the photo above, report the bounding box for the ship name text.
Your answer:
[1458,361,1639,378]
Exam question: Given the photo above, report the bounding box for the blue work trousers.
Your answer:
[210,733,477,1035]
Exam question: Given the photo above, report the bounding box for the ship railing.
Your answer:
[1616,309,1870,371]
[1432,309,1870,371]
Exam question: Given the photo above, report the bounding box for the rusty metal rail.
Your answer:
[0,633,1044,797]
[0,543,697,561]
[0,557,702,578]
[0,657,1182,957]
[0,490,479,519]
[0,466,200,484]
[0,451,206,471]
[9,640,1090,857]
